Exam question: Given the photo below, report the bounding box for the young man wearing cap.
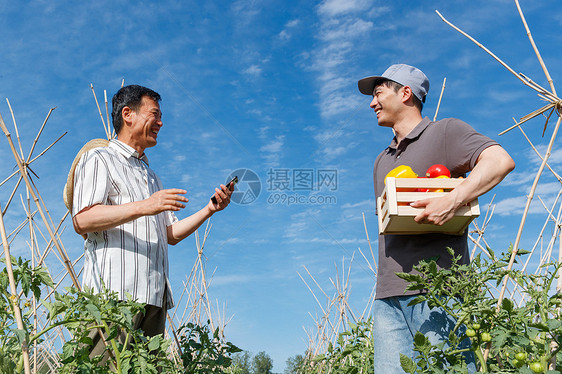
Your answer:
[70,85,233,356]
[358,64,514,372]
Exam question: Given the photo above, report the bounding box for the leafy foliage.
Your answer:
[178,320,242,373]
[0,256,53,374]
[284,354,304,374]
[44,286,177,373]
[396,247,562,373]
[226,351,275,374]
[0,256,241,373]
[301,319,374,373]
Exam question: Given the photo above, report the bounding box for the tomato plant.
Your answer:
[395,248,562,373]
[0,256,241,374]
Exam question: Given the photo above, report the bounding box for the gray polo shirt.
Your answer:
[373,117,498,299]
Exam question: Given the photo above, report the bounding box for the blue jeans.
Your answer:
[373,295,475,373]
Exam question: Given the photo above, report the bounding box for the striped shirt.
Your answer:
[72,139,177,308]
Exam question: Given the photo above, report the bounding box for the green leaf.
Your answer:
[399,353,416,374]
[429,261,438,276]
[501,298,514,313]
[546,319,561,331]
[85,303,102,323]
[12,328,27,344]
[312,354,325,362]
[148,335,160,351]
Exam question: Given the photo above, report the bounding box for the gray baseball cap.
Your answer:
[358,64,430,103]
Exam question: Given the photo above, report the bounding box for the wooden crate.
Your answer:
[377,177,480,235]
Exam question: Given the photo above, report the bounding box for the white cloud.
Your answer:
[318,19,373,42]
[278,19,301,41]
[260,135,285,166]
[317,0,371,17]
[341,199,373,209]
[211,273,254,287]
[493,196,527,216]
[244,64,263,76]
[260,136,284,153]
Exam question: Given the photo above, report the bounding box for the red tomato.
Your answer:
[426,164,451,178]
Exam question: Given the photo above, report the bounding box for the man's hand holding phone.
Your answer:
[209,176,237,211]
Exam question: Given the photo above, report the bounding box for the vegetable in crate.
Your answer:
[384,165,417,183]
[385,165,417,193]
[425,164,451,178]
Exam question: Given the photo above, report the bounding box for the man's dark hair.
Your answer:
[111,85,161,134]
[378,79,423,112]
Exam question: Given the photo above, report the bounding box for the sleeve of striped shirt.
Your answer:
[72,151,110,217]
[165,211,179,226]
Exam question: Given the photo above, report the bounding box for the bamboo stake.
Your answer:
[0,203,32,374]
[517,121,562,183]
[25,107,55,163]
[6,98,25,161]
[433,77,446,121]
[514,0,556,96]
[0,111,81,289]
[498,114,562,294]
[498,103,554,136]
[25,190,38,374]
[362,213,377,272]
[2,175,23,215]
[104,90,111,139]
[27,132,67,165]
[90,84,110,139]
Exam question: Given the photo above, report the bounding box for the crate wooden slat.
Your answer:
[377,177,480,235]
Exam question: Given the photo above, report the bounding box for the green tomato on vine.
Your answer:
[530,361,544,373]
[514,352,527,362]
[480,332,491,342]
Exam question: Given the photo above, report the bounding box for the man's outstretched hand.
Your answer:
[143,188,189,215]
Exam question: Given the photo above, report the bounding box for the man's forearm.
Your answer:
[73,188,189,236]
[167,206,214,245]
[413,145,514,225]
[72,202,147,235]
[449,145,515,209]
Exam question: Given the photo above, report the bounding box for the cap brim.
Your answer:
[358,76,386,95]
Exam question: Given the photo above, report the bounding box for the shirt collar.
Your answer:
[109,139,150,166]
[388,117,432,149]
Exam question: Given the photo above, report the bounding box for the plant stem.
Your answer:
[121,331,131,356]
[473,345,487,373]
[0,204,31,374]
[103,320,122,374]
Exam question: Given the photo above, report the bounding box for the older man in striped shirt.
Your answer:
[72,85,232,342]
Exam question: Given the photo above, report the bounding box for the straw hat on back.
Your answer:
[63,138,110,212]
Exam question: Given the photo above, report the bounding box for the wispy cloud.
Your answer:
[243,64,263,76]
[278,19,301,41]
[211,273,255,287]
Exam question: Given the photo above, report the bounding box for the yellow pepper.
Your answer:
[384,165,418,184]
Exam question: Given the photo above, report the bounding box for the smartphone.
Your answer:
[211,176,238,204]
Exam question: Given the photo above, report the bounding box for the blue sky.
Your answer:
[1,0,562,371]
